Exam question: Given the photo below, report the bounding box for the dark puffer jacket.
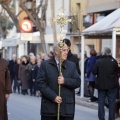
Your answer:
[92,55,118,90]
[37,57,81,117]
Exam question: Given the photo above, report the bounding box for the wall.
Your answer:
[70,0,88,31]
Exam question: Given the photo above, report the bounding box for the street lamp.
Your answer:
[26,0,32,10]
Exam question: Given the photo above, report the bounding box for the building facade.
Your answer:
[87,0,120,58]
[66,0,100,57]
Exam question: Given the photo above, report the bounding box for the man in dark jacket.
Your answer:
[63,38,80,74]
[63,39,80,95]
[8,54,17,92]
[37,43,81,120]
[92,47,118,120]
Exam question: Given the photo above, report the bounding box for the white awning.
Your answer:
[82,8,120,35]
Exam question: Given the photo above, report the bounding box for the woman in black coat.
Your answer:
[19,56,29,95]
[14,58,21,94]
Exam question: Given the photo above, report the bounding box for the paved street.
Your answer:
[7,93,113,120]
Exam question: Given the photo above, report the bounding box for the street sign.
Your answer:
[20,20,33,32]
[21,33,32,41]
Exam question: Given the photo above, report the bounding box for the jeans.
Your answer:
[98,89,116,120]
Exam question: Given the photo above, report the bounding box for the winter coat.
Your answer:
[86,56,97,81]
[19,62,29,89]
[14,64,19,80]
[26,63,36,81]
[32,65,40,80]
[37,57,81,117]
[0,58,12,120]
[92,55,118,90]
[67,50,80,75]
[8,60,17,80]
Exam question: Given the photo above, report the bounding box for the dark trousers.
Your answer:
[13,79,18,92]
[29,81,36,96]
[98,89,116,120]
[10,77,17,92]
[41,116,74,120]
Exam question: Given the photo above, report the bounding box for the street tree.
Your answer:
[0,0,48,53]
[0,14,14,38]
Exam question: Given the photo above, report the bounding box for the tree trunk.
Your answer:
[39,30,47,54]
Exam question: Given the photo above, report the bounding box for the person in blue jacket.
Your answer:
[86,49,97,102]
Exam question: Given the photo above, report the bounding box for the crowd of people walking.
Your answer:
[8,52,52,97]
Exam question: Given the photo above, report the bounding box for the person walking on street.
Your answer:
[26,56,36,96]
[86,49,97,102]
[8,54,17,92]
[92,47,118,120]
[32,58,42,97]
[0,53,12,120]
[37,43,81,120]
[19,56,29,95]
[14,58,21,94]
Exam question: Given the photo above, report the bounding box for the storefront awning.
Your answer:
[82,8,120,36]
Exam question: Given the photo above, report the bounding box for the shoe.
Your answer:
[87,99,96,102]
[87,99,92,102]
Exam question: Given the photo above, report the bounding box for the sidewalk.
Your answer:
[75,95,98,110]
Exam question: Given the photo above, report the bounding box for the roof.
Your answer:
[82,8,120,35]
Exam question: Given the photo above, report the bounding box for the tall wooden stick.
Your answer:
[52,8,73,120]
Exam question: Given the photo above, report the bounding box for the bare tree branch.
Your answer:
[36,0,43,15]
[4,16,9,36]
[16,9,24,17]
[41,0,48,20]
[1,3,20,32]
[0,0,48,53]
[19,1,40,30]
